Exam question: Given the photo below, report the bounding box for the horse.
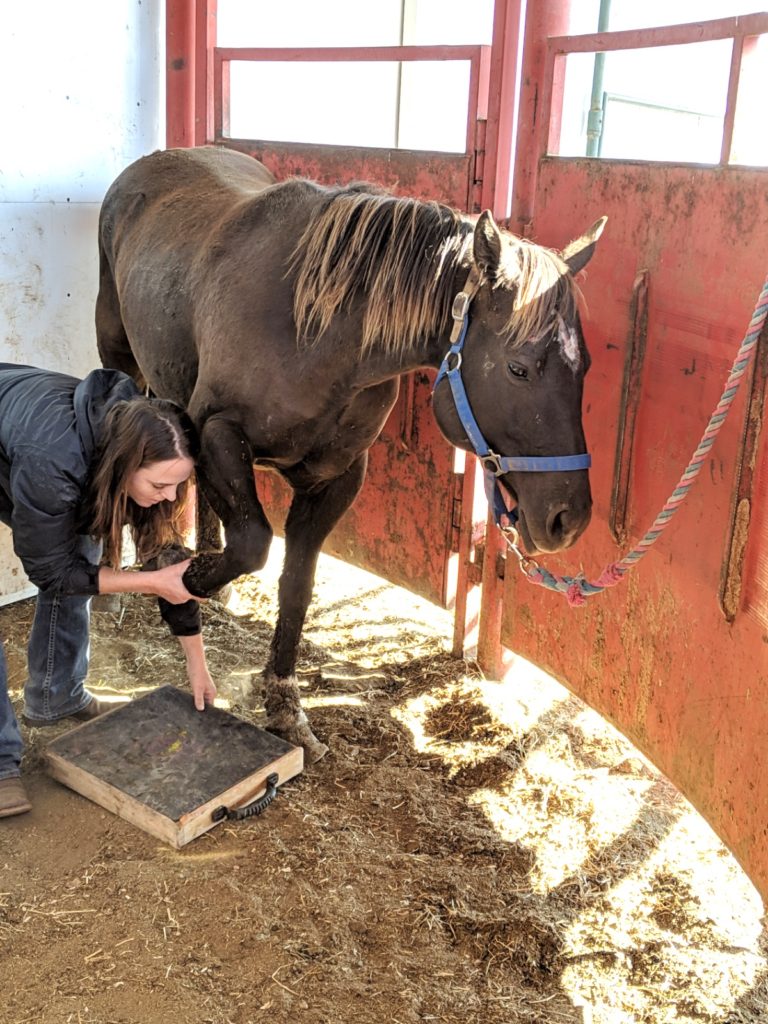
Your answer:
[96,145,605,762]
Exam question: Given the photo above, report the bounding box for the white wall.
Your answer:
[0,0,165,603]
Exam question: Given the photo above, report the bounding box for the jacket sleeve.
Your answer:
[9,449,100,595]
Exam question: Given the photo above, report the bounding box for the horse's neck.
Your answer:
[359,265,468,381]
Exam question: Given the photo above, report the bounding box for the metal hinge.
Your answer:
[471,119,486,213]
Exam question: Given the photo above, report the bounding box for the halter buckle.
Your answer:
[451,291,470,322]
[481,451,505,476]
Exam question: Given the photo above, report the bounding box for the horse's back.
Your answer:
[105,146,275,209]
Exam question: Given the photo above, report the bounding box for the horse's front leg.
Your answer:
[182,416,273,596]
[264,453,368,763]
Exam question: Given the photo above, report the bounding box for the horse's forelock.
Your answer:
[291,189,472,354]
[496,237,579,350]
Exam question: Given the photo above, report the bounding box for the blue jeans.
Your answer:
[0,533,100,779]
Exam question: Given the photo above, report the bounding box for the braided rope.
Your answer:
[523,273,768,606]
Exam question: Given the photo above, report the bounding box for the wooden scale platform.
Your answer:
[46,685,303,847]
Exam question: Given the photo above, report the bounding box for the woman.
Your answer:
[0,362,217,818]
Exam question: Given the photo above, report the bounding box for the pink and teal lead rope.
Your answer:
[511,274,768,607]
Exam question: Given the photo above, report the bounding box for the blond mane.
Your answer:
[291,188,579,354]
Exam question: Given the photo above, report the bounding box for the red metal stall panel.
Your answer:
[221,139,474,211]
[500,157,768,897]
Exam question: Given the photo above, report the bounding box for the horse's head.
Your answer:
[432,212,606,554]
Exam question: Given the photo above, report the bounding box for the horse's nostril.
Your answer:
[547,503,590,545]
[547,505,570,541]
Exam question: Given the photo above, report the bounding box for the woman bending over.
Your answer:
[0,362,217,818]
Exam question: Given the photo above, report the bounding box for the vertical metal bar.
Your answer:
[509,0,571,235]
[194,0,217,146]
[465,50,484,156]
[480,0,524,219]
[471,117,487,213]
[720,33,744,164]
[610,270,649,546]
[545,50,567,156]
[166,0,196,148]
[221,56,231,138]
[586,0,612,156]
[719,316,768,621]
[213,50,223,140]
[452,455,479,657]
[394,0,411,149]
[476,509,506,678]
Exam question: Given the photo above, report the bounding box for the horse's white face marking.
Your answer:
[557,314,581,371]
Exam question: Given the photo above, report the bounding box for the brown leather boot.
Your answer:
[0,778,32,818]
[23,694,129,728]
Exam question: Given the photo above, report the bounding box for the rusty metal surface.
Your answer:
[719,319,768,621]
[499,157,768,897]
[220,139,474,209]
[610,269,649,546]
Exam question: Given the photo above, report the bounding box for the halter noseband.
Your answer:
[433,268,591,531]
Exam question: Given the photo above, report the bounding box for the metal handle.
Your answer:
[211,772,279,823]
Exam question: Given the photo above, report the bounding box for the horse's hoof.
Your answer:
[182,553,228,599]
[263,675,328,762]
[296,725,329,764]
[268,717,329,763]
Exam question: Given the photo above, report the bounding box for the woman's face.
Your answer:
[127,456,195,508]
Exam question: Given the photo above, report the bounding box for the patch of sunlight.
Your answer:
[470,745,649,893]
[560,803,767,1022]
[477,667,571,734]
[653,809,765,946]
[316,667,388,683]
[391,673,572,778]
[303,693,365,709]
[154,845,242,863]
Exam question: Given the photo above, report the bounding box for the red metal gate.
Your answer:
[478,9,768,900]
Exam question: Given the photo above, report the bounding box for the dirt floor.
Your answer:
[1,541,766,1024]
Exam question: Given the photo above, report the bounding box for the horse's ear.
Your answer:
[561,216,607,276]
[473,210,503,281]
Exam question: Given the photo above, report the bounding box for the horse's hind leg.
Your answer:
[95,246,146,387]
[264,453,368,763]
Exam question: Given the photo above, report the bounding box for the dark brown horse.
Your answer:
[96,145,605,761]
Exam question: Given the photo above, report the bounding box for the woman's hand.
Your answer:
[188,664,218,711]
[177,633,217,711]
[99,560,204,603]
[150,559,203,604]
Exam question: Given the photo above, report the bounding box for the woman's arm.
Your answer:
[98,560,201,604]
[177,633,217,710]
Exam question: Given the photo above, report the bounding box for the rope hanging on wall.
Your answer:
[511,273,768,607]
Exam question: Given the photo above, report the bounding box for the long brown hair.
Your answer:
[85,397,199,568]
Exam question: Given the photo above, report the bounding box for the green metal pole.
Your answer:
[586,0,612,156]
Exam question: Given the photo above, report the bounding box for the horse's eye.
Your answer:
[508,362,529,380]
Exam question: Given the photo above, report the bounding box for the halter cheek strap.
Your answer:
[433,268,591,530]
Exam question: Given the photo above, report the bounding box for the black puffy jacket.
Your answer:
[0,363,200,636]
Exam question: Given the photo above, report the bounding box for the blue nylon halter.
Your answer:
[433,272,591,529]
